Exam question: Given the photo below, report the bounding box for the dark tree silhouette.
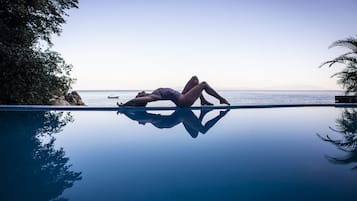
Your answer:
[317,108,357,169]
[0,111,82,201]
[320,36,357,95]
[0,0,78,104]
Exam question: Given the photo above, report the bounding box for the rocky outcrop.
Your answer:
[50,96,71,106]
[65,91,86,105]
[50,91,86,106]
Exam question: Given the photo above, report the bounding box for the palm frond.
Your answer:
[333,70,357,94]
[329,37,357,52]
[321,36,357,94]
[320,55,357,70]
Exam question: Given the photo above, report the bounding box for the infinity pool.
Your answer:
[1,107,357,201]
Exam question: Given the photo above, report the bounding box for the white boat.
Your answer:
[107,95,119,99]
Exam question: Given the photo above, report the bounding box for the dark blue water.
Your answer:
[1,107,357,201]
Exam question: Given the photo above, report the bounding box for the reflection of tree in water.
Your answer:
[0,111,82,201]
[317,108,357,169]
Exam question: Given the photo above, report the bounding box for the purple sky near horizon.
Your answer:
[52,0,357,90]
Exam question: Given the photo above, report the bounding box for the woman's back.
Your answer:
[152,88,182,104]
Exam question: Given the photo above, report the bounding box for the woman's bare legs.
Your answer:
[182,76,213,105]
[178,81,230,107]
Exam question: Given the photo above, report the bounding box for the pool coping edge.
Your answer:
[0,104,356,111]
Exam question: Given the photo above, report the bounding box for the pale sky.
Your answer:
[52,0,357,90]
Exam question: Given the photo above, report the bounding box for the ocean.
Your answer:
[76,90,344,106]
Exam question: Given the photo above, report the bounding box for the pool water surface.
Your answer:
[1,107,357,201]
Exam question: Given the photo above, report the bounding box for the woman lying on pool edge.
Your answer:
[117,76,230,107]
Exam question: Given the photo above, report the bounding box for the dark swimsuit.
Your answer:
[152,88,182,105]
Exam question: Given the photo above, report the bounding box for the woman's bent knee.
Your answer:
[192,76,199,84]
[200,81,208,87]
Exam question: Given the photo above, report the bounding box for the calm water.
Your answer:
[1,107,357,201]
[77,90,343,106]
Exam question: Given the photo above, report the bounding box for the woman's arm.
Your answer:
[120,94,161,107]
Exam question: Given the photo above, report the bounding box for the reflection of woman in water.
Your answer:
[117,76,230,107]
[118,109,229,138]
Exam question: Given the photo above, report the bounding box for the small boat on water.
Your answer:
[107,95,119,99]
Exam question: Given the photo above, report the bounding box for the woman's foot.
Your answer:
[200,96,214,106]
[200,100,213,106]
[220,109,230,116]
[220,98,230,105]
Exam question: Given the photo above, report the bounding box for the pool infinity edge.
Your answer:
[0,104,356,111]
